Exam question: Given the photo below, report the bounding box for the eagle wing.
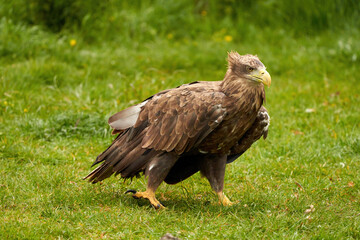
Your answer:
[110,82,227,155]
[226,106,270,163]
[86,82,228,181]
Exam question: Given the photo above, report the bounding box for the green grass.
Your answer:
[1,1,360,239]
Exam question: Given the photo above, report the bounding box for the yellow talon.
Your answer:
[217,192,234,206]
[127,189,165,209]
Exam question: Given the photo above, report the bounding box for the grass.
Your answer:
[1,1,360,239]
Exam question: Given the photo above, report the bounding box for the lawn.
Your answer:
[1,0,360,239]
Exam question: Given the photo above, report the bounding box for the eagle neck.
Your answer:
[220,76,265,116]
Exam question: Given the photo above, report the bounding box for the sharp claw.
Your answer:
[152,203,164,210]
[125,189,137,194]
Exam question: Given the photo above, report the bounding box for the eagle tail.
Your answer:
[84,130,154,183]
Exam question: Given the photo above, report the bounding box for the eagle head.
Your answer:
[227,51,271,87]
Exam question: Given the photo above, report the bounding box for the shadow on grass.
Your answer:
[76,180,272,218]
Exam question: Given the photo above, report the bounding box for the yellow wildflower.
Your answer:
[224,35,233,42]
[331,130,337,139]
[70,39,77,47]
[24,108,28,113]
[3,101,7,106]
[167,33,174,40]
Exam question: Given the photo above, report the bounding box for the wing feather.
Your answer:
[160,111,177,136]
[175,133,189,153]
[164,131,183,152]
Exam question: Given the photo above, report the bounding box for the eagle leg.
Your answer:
[200,154,234,206]
[127,152,178,209]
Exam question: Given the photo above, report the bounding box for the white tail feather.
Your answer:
[108,101,148,130]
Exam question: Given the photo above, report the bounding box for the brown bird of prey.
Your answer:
[85,51,271,209]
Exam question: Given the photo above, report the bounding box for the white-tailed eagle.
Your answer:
[85,52,271,209]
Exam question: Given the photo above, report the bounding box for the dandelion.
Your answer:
[3,101,8,106]
[23,108,28,113]
[167,33,174,40]
[70,39,77,47]
[224,35,233,42]
[331,130,337,139]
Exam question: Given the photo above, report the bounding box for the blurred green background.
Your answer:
[1,0,360,239]
[2,0,360,40]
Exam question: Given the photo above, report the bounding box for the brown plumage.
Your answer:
[84,51,271,209]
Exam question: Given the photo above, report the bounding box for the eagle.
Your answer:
[85,52,271,209]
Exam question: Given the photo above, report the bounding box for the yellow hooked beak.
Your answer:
[251,68,271,87]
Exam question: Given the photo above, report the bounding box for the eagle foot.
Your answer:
[125,189,165,209]
[217,192,234,206]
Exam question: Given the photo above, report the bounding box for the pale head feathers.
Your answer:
[227,51,265,70]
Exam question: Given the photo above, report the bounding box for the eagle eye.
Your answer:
[247,66,255,72]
